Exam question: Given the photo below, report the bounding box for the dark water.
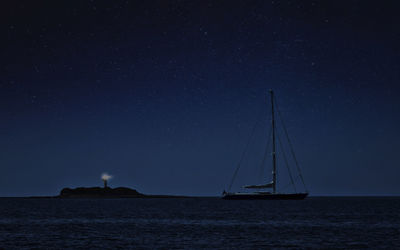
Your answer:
[0,197,399,249]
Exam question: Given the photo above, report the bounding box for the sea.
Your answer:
[0,197,399,249]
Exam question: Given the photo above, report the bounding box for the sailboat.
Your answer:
[222,90,308,200]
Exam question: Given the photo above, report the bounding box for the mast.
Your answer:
[270,90,277,193]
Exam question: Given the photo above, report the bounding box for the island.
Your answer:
[57,173,190,198]
[59,186,144,198]
[58,187,190,198]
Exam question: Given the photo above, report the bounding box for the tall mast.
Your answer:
[270,90,277,193]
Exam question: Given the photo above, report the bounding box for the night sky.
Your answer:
[1,0,399,196]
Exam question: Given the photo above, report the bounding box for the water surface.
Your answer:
[0,197,399,249]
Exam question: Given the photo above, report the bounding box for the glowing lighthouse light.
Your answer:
[101,173,112,188]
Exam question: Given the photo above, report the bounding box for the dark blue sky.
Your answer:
[1,0,399,196]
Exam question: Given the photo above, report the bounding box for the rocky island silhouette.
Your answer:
[58,173,189,198]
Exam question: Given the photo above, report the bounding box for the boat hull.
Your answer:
[222,192,308,200]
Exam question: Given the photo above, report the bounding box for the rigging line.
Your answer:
[281,175,304,192]
[280,177,301,191]
[274,98,308,192]
[227,104,266,192]
[276,131,297,193]
[258,126,272,184]
[280,181,295,192]
[280,174,303,189]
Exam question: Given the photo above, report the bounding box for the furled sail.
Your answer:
[243,182,274,189]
